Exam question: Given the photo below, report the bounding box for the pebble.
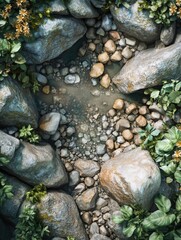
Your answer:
[139,106,148,115]
[86,18,96,27]
[100,74,111,89]
[122,129,133,141]
[42,85,50,94]
[113,99,124,110]
[104,40,116,53]
[88,43,96,51]
[60,148,69,157]
[69,170,80,187]
[36,73,47,84]
[73,183,86,195]
[82,212,92,224]
[85,177,95,187]
[118,38,126,47]
[106,139,114,150]
[101,15,112,31]
[110,51,122,62]
[96,28,105,36]
[66,126,76,136]
[86,28,96,40]
[96,198,108,210]
[76,187,98,211]
[90,222,99,236]
[116,118,130,131]
[39,112,61,135]
[98,52,110,64]
[151,111,161,120]
[64,74,80,84]
[136,115,147,127]
[96,144,106,155]
[125,37,137,46]
[65,162,73,172]
[122,46,133,59]
[90,63,104,78]
[74,159,100,177]
[109,31,121,41]
[126,103,137,114]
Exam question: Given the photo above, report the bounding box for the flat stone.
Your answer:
[100,74,111,88]
[74,159,100,177]
[116,118,130,131]
[100,147,161,209]
[39,112,61,135]
[76,187,98,210]
[64,74,80,84]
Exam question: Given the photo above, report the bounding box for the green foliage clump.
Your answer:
[145,80,181,119]
[139,0,181,26]
[103,0,131,10]
[15,205,49,240]
[15,184,49,240]
[19,125,40,143]
[113,194,181,239]
[0,155,13,206]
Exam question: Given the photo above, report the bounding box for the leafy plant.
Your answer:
[138,0,179,26]
[19,125,40,143]
[103,0,131,10]
[26,184,47,204]
[0,155,13,205]
[113,194,181,239]
[15,205,49,240]
[67,237,76,240]
[144,80,181,119]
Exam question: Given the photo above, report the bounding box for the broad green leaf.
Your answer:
[154,195,171,213]
[155,139,173,155]
[165,127,181,144]
[160,162,177,175]
[176,195,181,211]
[151,129,161,137]
[0,20,6,27]
[120,205,133,220]
[151,90,160,99]
[112,215,125,224]
[149,232,163,240]
[142,210,175,230]
[11,42,21,53]
[123,224,136,238]
[174,165,181,183]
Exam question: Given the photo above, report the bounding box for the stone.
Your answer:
[39,112,61,135]
[136,115,147,127]
[85,177,95,187]
[100,74,111,88]
[118,38,126,47]
[90,222,99,236]
[125,37,137,46]
[0,78,38,128]
[104,40,116,53]
[0,173,30,224]
[23,18,86,64]
[69,170,80,187]
[96,198,108,210]
[98,52,110,64]
[86,28,96,39]
[101,15,113,31]
[110,1,160,43]
[29,191,88,240]
[96,28,105,36]
[90,63,104,78]
[36,73,48,84]
[116,118,130,131]
[122,46,133,59]
[64,74,80,84]
[90,0,106,8]
[109,31,121,41]
[0,130,19,160]
[85,18,96,27]
[5,142,68,187]
[82,212,92,224]
[46,0,68,15]
[139,106,148,115]
[160,23,176,46]
[96,144,106,155]
[90,234,111,240]
[74,159,100,177]
[67,0,98,18]
[110,51,122,62]
[113,99,124,110]
[113,43,181,93]
[100,147,161,209]
[122,129,133,141]
[42,85,50,94]
[106,139,114,150]
[76,187,98,211]
[88,43,96,51]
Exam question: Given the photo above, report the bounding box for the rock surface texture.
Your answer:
[100,147,161,209]
[113,43,181,93]
[110,1,160,43]
[35,191,88,240]
[5,142,68,187]
[23,18,86,64]
[0,78,38,128]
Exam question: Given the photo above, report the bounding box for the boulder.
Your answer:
[0,173,30,224]
[113,43,181,93]
[90,0,106,8]
[0,130,19,160]
[110,1,160,43]
[4,142,68,187]
[100,147,161,209]
[23,18,86,64]
[0,78,38,128]
[160,23,176,46]
[49,0,68,15]
[67,0,99,18]
[32,191,88,240]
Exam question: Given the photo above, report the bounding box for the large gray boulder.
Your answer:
[0,218,14,240]
[0,78,38,128]
[110,1,160,43]
[33,191,88,240]
[0,173,30,224]
[23,18,86,64]
[4,142,68,187]
[100,147,161,209]
[0,130,19,160]
[90,0,106,8]
[113,43,181,93]
[67,0,99,18]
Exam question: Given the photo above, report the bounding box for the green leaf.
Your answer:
[142,210,176,230]
[151,129,161,137]
[155,139,174,155]
[174,166,181,183]
[176,195,181,211]
[11,42,21,53]
[165,127,181,144]
[154,195,171,213]
[0,20,6,27]
[160,162,177,175]
[120,205,133,220]
[150,90,160,99]
[149,232,163,240]
[123,224,136,238]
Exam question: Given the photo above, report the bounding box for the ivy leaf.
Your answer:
[155,139,174,155]
[160,162,177,175]
[174,164,181,183]
[154,195,171,213]
[176,195,181,211]
[120,205,133,220]
[150,90,160,99]
[11,42,21,53]
[149,232,163,240]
